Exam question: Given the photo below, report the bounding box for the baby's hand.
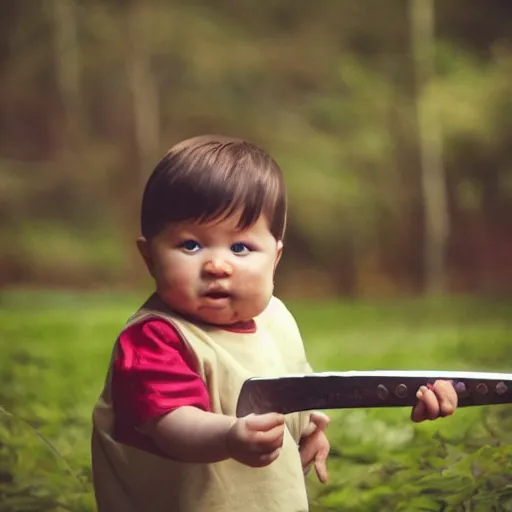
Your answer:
[299,411,330,483]
[226,413,285,467]
[411,379,458,422]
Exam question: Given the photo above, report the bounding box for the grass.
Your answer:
[1,290,511,511]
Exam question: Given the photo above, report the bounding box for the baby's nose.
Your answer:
[203,259,234,277]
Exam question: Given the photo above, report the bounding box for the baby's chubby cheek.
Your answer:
[235,274,274,307]
[158,268,196,298]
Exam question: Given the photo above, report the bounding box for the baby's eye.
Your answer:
[179,240,202,253]
[231,242,251,254]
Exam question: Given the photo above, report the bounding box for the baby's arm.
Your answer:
[112,318,286,467]
[141,407,285,467]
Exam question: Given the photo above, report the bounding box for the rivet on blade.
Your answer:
[454,381,466,394]
[476,383,488,395]
[496,381,508,395]
[376,384,389,401]
[395,383,408,398]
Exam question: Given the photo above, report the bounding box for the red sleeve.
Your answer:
[111,318,211,431]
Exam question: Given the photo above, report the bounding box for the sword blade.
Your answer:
[235,370,512,417]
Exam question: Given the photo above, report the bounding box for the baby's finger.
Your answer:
[309,411,330,431]
[300,446,316,469]
[245,413,285,432]
[313,443,330,484]
[253,447,282,468]
[411,395,428,422]
[412,386,439,421]
[299,436,317,469]
[432,380,458,417]
[252,424,285,453]
[314,459,328,484]
[302,411,330,437]
[301,421,316,438]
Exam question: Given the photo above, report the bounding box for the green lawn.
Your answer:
[1,291,511,511]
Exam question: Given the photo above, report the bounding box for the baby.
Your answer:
[91,135,458,512]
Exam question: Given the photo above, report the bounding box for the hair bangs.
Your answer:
[141,136,287,239]
[197,154,282,234]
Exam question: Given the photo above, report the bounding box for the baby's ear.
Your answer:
[136,236,155,277]
[274,240,284,270]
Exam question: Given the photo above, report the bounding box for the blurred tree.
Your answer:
[52,0,83,153]
[410,0,449,295]
[126,0,160,190]
[0,0,511,295]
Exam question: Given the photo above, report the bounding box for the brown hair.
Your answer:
[140,135,287,239]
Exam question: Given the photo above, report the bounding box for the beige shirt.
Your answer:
[91,295,313,512]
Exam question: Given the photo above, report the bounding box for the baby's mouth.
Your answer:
[204,289,231,300]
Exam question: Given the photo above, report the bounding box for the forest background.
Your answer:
[1,1,512,511]
[1,0,512,296]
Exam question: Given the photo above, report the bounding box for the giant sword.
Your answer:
[236,370,512,417]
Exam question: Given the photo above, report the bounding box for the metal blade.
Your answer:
[235,370,512,417]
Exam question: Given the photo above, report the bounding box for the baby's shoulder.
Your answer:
[261,295,286,317]
[259,296,297,328]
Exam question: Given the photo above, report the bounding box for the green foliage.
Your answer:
[1,291,511,511]
[308,411,512,511]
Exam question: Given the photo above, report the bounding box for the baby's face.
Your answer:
[139,213,282,326]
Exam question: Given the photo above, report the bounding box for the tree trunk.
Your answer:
[52,0,82,153]
[410,0,449,295]
[126,1,160,188]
